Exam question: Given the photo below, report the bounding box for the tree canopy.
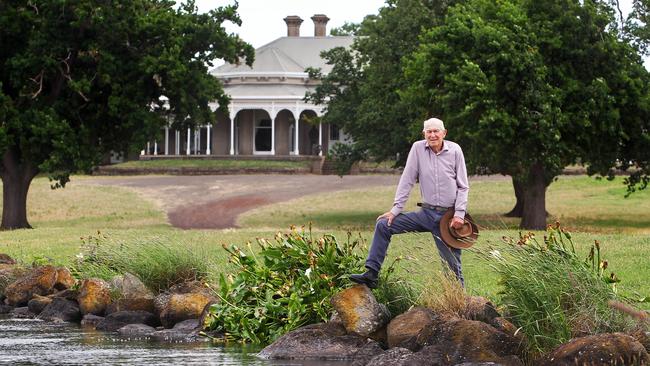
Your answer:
[0,0,254,229]
[403,0,650,228]
[309,0,650,229]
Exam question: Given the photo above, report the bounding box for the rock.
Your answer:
[81,314,105,328]
[107,273,155,314]
[53,267,76,290]
[465,296,501,324]
[365,347,413,366]
[49,288,79,301]
[172,318,200,332]
[400,344,446,366]
[387,306,437,350]
[197,301,217,330]
[4,265,58,305]
[418,318,524,365]
[27,294,53,315]
[630,330,650,352]
[96,310,160,332]
[0,304,14,314]
[258,323,381,360]
[77,278,111,316]
[37,298,81,323]
[10,306,35,319]
[490,317,527,348]
[330,285,391,337]
[166,281,213,295]
[542,332,649,365]
[0,253,16,264]
[154,292,215,328]
[151,328,206,343]
[350,342,386,366]
[117,323,156,337]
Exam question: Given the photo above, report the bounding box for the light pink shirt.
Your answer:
[389,139,469,219]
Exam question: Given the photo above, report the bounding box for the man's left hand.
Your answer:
[450,216,464,229]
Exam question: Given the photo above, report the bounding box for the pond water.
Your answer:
[0,316,351,366]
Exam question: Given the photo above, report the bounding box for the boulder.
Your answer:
[490,317,527,349]
[81,314,105,328]
[77,278,111,316]
[387,306,437,350]
[107,273,155,314]
[10,306,35,319]
[542,332,649,365]
[95,310,160,332]
[49,288,79,301]
[418,318,524,365]
[117,323,156,337]
[0,304,14,314]
[465,296,501,324]
[330,285,391,337]
[0,253,16,264]
[350,342,386,366]
[53,267,76,290]
[154,292,215,329]
[150,320,206,343]
[37,297,81,323]
[258,323,381,360]
[4,265,58,305]
[364,347,413,366]
[27,294,53,315]
[630,330,650,353]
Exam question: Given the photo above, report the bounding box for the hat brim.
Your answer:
[439,210,479,249]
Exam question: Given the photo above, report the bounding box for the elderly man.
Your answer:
[350,117,469,288]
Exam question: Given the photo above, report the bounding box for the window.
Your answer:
[330,123,340,141]
[255,119,272,152]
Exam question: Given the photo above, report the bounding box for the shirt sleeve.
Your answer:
[390,143,419,216]
[454,146,469,219]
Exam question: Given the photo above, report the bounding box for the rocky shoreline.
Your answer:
[1,253,648,365]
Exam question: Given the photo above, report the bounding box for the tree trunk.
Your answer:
[504,177,525,217]
[520,163,549,230]
[1,149,38,230]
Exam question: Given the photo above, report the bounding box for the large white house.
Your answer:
[143,14,351,158]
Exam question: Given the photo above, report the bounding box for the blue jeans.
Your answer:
[365,208,464,286]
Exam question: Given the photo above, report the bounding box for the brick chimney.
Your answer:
[311,14,330,37]
[284,15,303,37]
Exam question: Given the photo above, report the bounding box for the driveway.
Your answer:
[83,175,400,229]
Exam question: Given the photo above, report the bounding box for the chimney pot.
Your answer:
[284,15,303,37]
[311,14,330,37]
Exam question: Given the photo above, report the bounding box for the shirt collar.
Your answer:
[424,140,448,154]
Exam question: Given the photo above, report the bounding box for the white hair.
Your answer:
[423,118,445,132]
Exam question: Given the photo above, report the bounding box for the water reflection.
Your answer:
[0,316,351,365]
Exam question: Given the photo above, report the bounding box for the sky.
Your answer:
[197,0,635,49]
[195,0,386,48]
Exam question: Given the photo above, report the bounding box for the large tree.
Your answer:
[0,0,253,229]
[307,0,460,165]
[403,0,650,229]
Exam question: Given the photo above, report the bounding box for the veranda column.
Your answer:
[271,103,276,155]
[186,128,191,155]
[196,128,201,155]
[229,108,236,155]
[294,103,300,155]
[164,127,169,155]
[206,124,211,155]
[175,130,180,155]
[154,140,158,155]
[318,122,323,156]
[146,142,150,155]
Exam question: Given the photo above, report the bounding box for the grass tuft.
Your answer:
[72,232,217,293]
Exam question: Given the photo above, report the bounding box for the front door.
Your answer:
[254,119,272,153]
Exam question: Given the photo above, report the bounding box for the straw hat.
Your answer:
[439,210,479,249]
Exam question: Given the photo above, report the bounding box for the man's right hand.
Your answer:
[377,211,396,226]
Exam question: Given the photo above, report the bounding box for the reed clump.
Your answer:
[476,222,640,356]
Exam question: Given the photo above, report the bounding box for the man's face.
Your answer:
[423,128,447,149]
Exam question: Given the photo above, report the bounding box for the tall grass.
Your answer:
[417,270,467,319]
[73,232,218,293]
[475,223,639,356]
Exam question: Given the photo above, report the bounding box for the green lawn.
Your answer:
[0,175,648,308]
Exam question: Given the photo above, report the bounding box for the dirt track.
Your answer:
[83,175,400,229]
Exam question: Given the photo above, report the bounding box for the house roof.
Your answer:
[212,36,354,75]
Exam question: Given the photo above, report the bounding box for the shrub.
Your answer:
[204,228,366,344]
[72,232,216,293]
[477,223,637,356]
